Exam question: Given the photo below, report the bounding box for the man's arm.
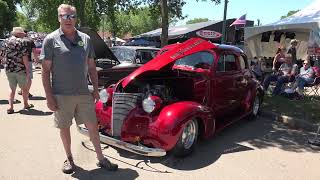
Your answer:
[87,58,100,101]
[42,60,58,111]
[42,60,52,96]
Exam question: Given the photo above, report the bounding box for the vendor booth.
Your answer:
[244,0,320,65]
[127,19,254,47]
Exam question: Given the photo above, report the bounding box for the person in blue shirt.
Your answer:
[290,60,315,98]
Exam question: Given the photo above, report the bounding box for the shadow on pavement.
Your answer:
[81,117,319,172]
[71,165,139,180]
[29,96,46,100]
[0,99,21,105]
[19,109,53,116]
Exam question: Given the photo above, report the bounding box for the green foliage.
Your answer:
[14,11,32,30]
[186,18,209,24]
[103,7,161,37]
[280,10,299,20]
[20,0,104,32]
[0,0,21,37]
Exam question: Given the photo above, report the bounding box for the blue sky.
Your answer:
[178,0,315,25]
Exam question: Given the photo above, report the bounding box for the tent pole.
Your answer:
[221,0,228,44]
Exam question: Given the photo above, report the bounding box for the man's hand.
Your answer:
[46,95,58,111]
[92,89,100,102]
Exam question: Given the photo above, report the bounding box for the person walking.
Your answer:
[1,27,33,114]
[40,4,118,174]
[18,31,37,98]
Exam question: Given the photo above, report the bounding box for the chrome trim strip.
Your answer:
[77,126,166,157]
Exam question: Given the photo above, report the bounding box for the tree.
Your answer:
[280,10,299,19]
[0,0,21,38]
[186,18,209,24]
[20,0,103,32]
[105,7,161,37]
[14,11,32,30]
[142,0,220,47]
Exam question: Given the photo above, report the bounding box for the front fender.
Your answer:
[151,101,211,150]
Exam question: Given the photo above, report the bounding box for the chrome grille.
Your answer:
[111,93,143,137]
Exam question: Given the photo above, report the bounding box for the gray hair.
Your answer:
[57,4,76,15]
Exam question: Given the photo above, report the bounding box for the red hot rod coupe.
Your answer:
[78,38,264,157]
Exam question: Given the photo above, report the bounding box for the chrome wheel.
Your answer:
[181,120,197,150]
[252,96,260,116]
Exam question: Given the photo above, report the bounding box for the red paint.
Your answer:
[121,38,217,88]
[94,38,262,153]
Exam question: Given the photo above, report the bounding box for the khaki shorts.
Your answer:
[53,95,97,128]
[6,72,27,89]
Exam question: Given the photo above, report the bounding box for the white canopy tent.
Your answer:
[244,0,320,60]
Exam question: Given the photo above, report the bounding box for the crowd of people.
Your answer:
[251,39,319,100]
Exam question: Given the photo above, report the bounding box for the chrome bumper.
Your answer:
[77,126,166,157]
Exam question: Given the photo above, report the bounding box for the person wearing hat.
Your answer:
[2,27,33,114]
[17,30,37,98]
[288,39,298,65]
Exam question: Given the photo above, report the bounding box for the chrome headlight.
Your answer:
[99,89,109,103]
[142,96,163,113]
[142,97,156,113]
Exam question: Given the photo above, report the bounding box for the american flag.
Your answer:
[230,14,246,27]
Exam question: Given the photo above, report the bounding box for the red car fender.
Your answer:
[151,101,212,150]
[95,101,112,128]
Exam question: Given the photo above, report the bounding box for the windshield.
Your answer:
[111,47,135,63]
[174,51,214,70]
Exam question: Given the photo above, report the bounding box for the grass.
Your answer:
[262,93,320,124]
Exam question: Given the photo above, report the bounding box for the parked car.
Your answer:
[94,46,159,87]
[80,28,159,87]
[78,38,264,157]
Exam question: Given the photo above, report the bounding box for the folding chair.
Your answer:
[304,76,320,96]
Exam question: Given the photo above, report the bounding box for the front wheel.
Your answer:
[172,119,198,157]
[249,93,262,119]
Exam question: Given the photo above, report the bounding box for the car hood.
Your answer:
[79,27,119,63]
[121,38,216,88]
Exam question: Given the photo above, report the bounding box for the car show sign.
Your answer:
[196,30,222,39]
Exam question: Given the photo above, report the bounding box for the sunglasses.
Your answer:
[59,14,77,20]
[303,63,308,65]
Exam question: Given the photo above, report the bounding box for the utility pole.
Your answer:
[101,12,105,41]
[221,0,228,44]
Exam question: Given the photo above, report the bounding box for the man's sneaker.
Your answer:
[62,157,75,174]
[96,158,118,171]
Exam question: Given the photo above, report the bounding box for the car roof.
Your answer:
[111,46,160,51]
[215,44,244,54]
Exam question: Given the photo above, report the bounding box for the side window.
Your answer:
[225,54,237,71]
[174,51,214,69]
[239,55,248,70]
[217,55,225,72]
[216,54,237,72]
[137,50,157,64]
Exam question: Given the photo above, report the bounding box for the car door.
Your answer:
[237,54,253,114]
[210,51,242,122]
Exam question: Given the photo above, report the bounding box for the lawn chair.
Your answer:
[304,76,320,96]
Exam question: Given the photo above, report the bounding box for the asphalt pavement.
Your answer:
[0,70,319,180]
